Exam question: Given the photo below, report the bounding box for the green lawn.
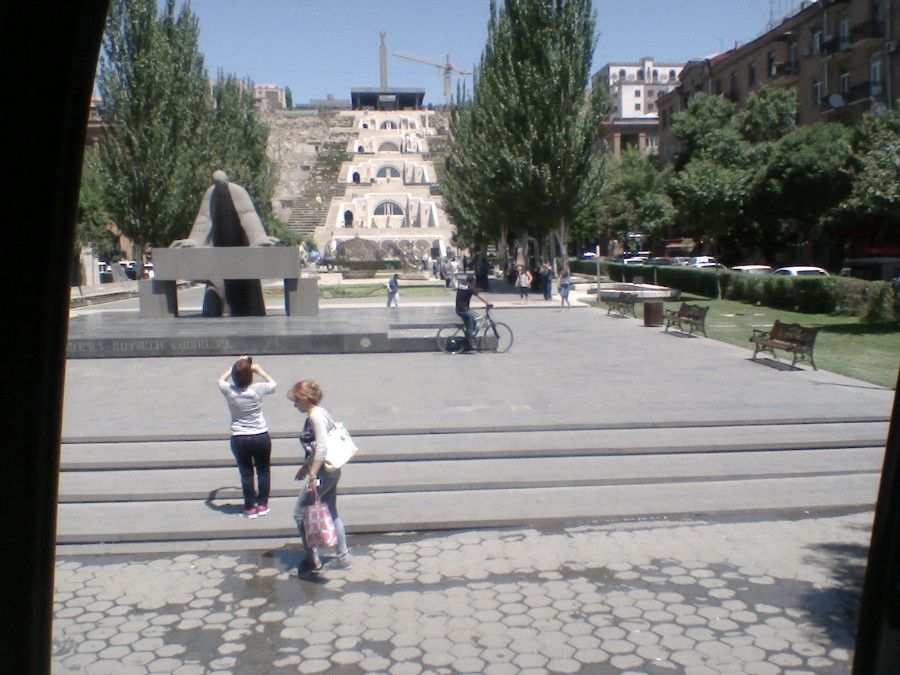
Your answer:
[651,296,900,389]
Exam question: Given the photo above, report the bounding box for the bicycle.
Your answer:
[436,305,514,354]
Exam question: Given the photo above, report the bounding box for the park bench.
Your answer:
[606,292,637,317]
[664,303,709,337]
[749,320,818,370]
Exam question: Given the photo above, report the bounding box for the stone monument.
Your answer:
[171,170,280,316]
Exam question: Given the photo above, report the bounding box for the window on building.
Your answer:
[619,68,626,79]
[789,41,798,65]
[767,51,776,77]
[646,135,659,149]
[652,69,659,81]
[648,103,655,112]
[635,103,642,111]
[714,79,722,95]
[637,70,644,80]
[838,13,850,49]
[812,29,821,55]
[812,79,822,107]
[871,52,883,96]
[839,69,850,94]
[669,69,677,80]
[748,61,756,86]
[730,71,739,100]
[635,90,641,97]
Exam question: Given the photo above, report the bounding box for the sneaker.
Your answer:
[298,554,322,576]
[255,504,270,517]
[242,506,258,519]
[332,555,352,570]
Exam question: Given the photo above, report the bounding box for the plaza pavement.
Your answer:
[53,277,897,673]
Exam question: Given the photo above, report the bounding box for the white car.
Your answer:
[732,264,772,274]
[689,256,716,267]
[772,266,829,276]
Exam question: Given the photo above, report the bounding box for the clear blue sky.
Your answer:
[182,0,809,107]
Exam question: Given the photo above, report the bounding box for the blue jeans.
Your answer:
[293,467,349,559]
[230,432,271,510]
[457,310,477,350]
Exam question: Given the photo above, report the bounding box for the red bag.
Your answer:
[303,490,338,549]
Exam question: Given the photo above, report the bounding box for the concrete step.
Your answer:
[55,419,888,549]
[58,446,885,503]
[55,473,881,546]
[60,420,889,469]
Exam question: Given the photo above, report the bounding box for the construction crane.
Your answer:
[393,52,471,108]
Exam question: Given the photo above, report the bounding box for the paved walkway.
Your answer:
[53,512,870,673]
[54,278,893,673]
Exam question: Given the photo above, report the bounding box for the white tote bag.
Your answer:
[322,411,358,470]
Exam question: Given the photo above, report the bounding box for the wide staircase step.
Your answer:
[56,419,887,549]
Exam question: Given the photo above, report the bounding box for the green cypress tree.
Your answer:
[443,0,610,264]
[96,0,212,264]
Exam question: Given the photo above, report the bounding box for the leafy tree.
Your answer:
[94,0,280,266]
[284,86,293,110]
[595,148,673,247]
[75,150,120,270]
[96,0,212,266]
[837,107,900,240]
[670,93,735,169]
[734,86,797,143]
[754,122,853,262]
[443,0,610,264]
[208,72,276,225]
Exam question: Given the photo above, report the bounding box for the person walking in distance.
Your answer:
[217,356,276,518]
[516,266,533,304]
[386,273,400,308]
[288,380,352,575]
[456,274,492,352]
[558,268,572,310]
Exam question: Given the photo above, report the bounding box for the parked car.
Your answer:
[695,262,728,270]
[772,266,829,276]
[581,250,598,260]
[621,256,648,265]
[732,264,772,274]
[646,257,674,266]
[689,256,716,267]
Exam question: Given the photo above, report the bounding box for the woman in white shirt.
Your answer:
[217,356,276,518]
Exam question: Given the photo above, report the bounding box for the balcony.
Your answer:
[772,61,800,82]
[822,34,852,60]
[848,80,885,103]
[850,20,886,47]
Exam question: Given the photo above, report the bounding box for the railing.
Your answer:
[850,20,886,46]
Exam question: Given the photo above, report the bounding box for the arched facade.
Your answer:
[315,110,453,265]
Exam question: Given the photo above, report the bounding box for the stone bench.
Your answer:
[140,247,317,318]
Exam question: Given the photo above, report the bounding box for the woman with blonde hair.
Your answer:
[287,379,352,575]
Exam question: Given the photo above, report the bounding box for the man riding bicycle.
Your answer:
[455,275,492,352]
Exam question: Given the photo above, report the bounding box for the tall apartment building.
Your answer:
[658,0,899,166]
[594,57,684,156]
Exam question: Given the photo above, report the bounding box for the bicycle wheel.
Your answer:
[436,323,467,354]
[480,321,514,353]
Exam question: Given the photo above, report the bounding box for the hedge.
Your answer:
[576,260,899,321]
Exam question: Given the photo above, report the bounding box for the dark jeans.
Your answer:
[230,432,272,509]
[457,309,477,349]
